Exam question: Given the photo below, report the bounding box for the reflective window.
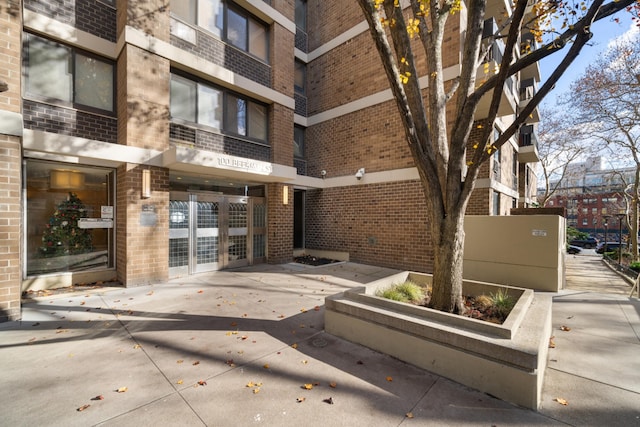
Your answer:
[171,72,268,143]
[24,33,115,114]
[172,1,268,62]
[26,160,114,276]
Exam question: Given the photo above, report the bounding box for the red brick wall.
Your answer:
[0,2,22,321]
[267,183,293,263]
[306,100,414,178]
[116,165,169,285]
[305,181,433,273]
[0,135,21,321]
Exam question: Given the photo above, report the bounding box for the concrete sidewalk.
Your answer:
[0,257,638,426]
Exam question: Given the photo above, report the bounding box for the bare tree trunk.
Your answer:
[430,210,466,314]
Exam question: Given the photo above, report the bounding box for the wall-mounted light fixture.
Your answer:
[321,170,327,179]
[50,170,85,190]
[283,185,289,205]
[142,169,151,199]
[355,168,365,180]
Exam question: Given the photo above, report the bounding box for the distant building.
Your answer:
[542,157,634,236]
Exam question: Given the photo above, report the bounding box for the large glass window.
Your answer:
[294,125,305,158]
[172,1,268,62]
[24,33,115,113]
[171,72,268,143]
[26,160,115,276]
[295,0,307,31]
[295,60,306,94]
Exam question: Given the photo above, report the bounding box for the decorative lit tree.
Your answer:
[40,192,92,257]
[357,0,640,313]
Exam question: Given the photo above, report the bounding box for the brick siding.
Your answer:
[0,135,22,321]
[305,181,433,273]
[170,31,271,88]
[25,0,116,42]
[23,100,117,143]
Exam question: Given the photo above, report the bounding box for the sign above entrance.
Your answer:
[216,155,273,175]
[163,146,298,183]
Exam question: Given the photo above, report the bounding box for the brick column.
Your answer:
[0,1,22,321]
[116,3,171,285]
[267,183,293,264]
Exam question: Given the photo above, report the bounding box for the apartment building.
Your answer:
[0,0,539,321]
[544,157,633,236]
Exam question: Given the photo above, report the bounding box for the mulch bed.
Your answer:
[293,255,341,266]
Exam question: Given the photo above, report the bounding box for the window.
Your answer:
[295,60,306,94]
[172,1,269,62]
[295,0,307,31]
[582,218,588,226]
[170,72,268,143]
[294,126,305,158]
[492,191,500,215]
[24,33,115,113]
[26,160,115,276]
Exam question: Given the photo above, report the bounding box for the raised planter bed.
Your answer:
[324,272,552,410]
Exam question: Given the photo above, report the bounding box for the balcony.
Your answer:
[520,32,541,81]
[519,125,540,163]
[476,19,518,119]
[519,78,540,123]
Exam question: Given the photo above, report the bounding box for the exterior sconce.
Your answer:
[355,168,365,180]
[142,169,151,199]
[283,185,289,205]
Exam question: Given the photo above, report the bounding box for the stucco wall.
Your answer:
[463,215,565,292]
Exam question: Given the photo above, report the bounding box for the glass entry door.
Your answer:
[169,192,264,277]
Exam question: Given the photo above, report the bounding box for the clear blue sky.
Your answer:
[539,13,637,108]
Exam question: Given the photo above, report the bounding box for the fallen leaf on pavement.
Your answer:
[91,395,104,401]
[253,388,260,394]
[263,364,270,369]
[192,361,200,365]
[329,382,337,388]
[549,336,556,348]
[323,397,334,404]
[555,397,569,405]
[386,376,393,382]
[296,397,306,403]
[117,387,128,393]
[177,380,183,385]
[560,326,571,332]
[406,412,414,418]
[77,404,91,412]
[302,383,313,390]
[197,380,207,386]
[291,343,298,349]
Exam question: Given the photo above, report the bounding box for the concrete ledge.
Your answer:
[324,272,552,409]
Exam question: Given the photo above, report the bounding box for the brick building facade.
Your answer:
[0,0,539,321]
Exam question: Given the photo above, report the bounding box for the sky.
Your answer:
[539,11,639,108]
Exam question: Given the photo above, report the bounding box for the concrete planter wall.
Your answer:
[325,272,552,410]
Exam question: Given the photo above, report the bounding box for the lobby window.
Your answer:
[294,125,305,158]
[25,160,115,276]
[492,191,500,215]
[171,0,269,62]
[170,73,268,143]
[295,60,306,94]
[295,0,307,31]
[24,33,115,114]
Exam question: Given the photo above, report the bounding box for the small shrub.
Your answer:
[629,261,640,272]
[376,280,425,304]
[490,288,515,319]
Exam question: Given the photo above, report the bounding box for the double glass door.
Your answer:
[169,192,266,276]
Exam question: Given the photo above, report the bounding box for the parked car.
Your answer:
[567,245,582,255]
[569,237,599,249]
[596,242,622,254]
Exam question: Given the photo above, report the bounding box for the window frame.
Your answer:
[24,33,116,115]
[170,71,269,145]
[171,0,269,64]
